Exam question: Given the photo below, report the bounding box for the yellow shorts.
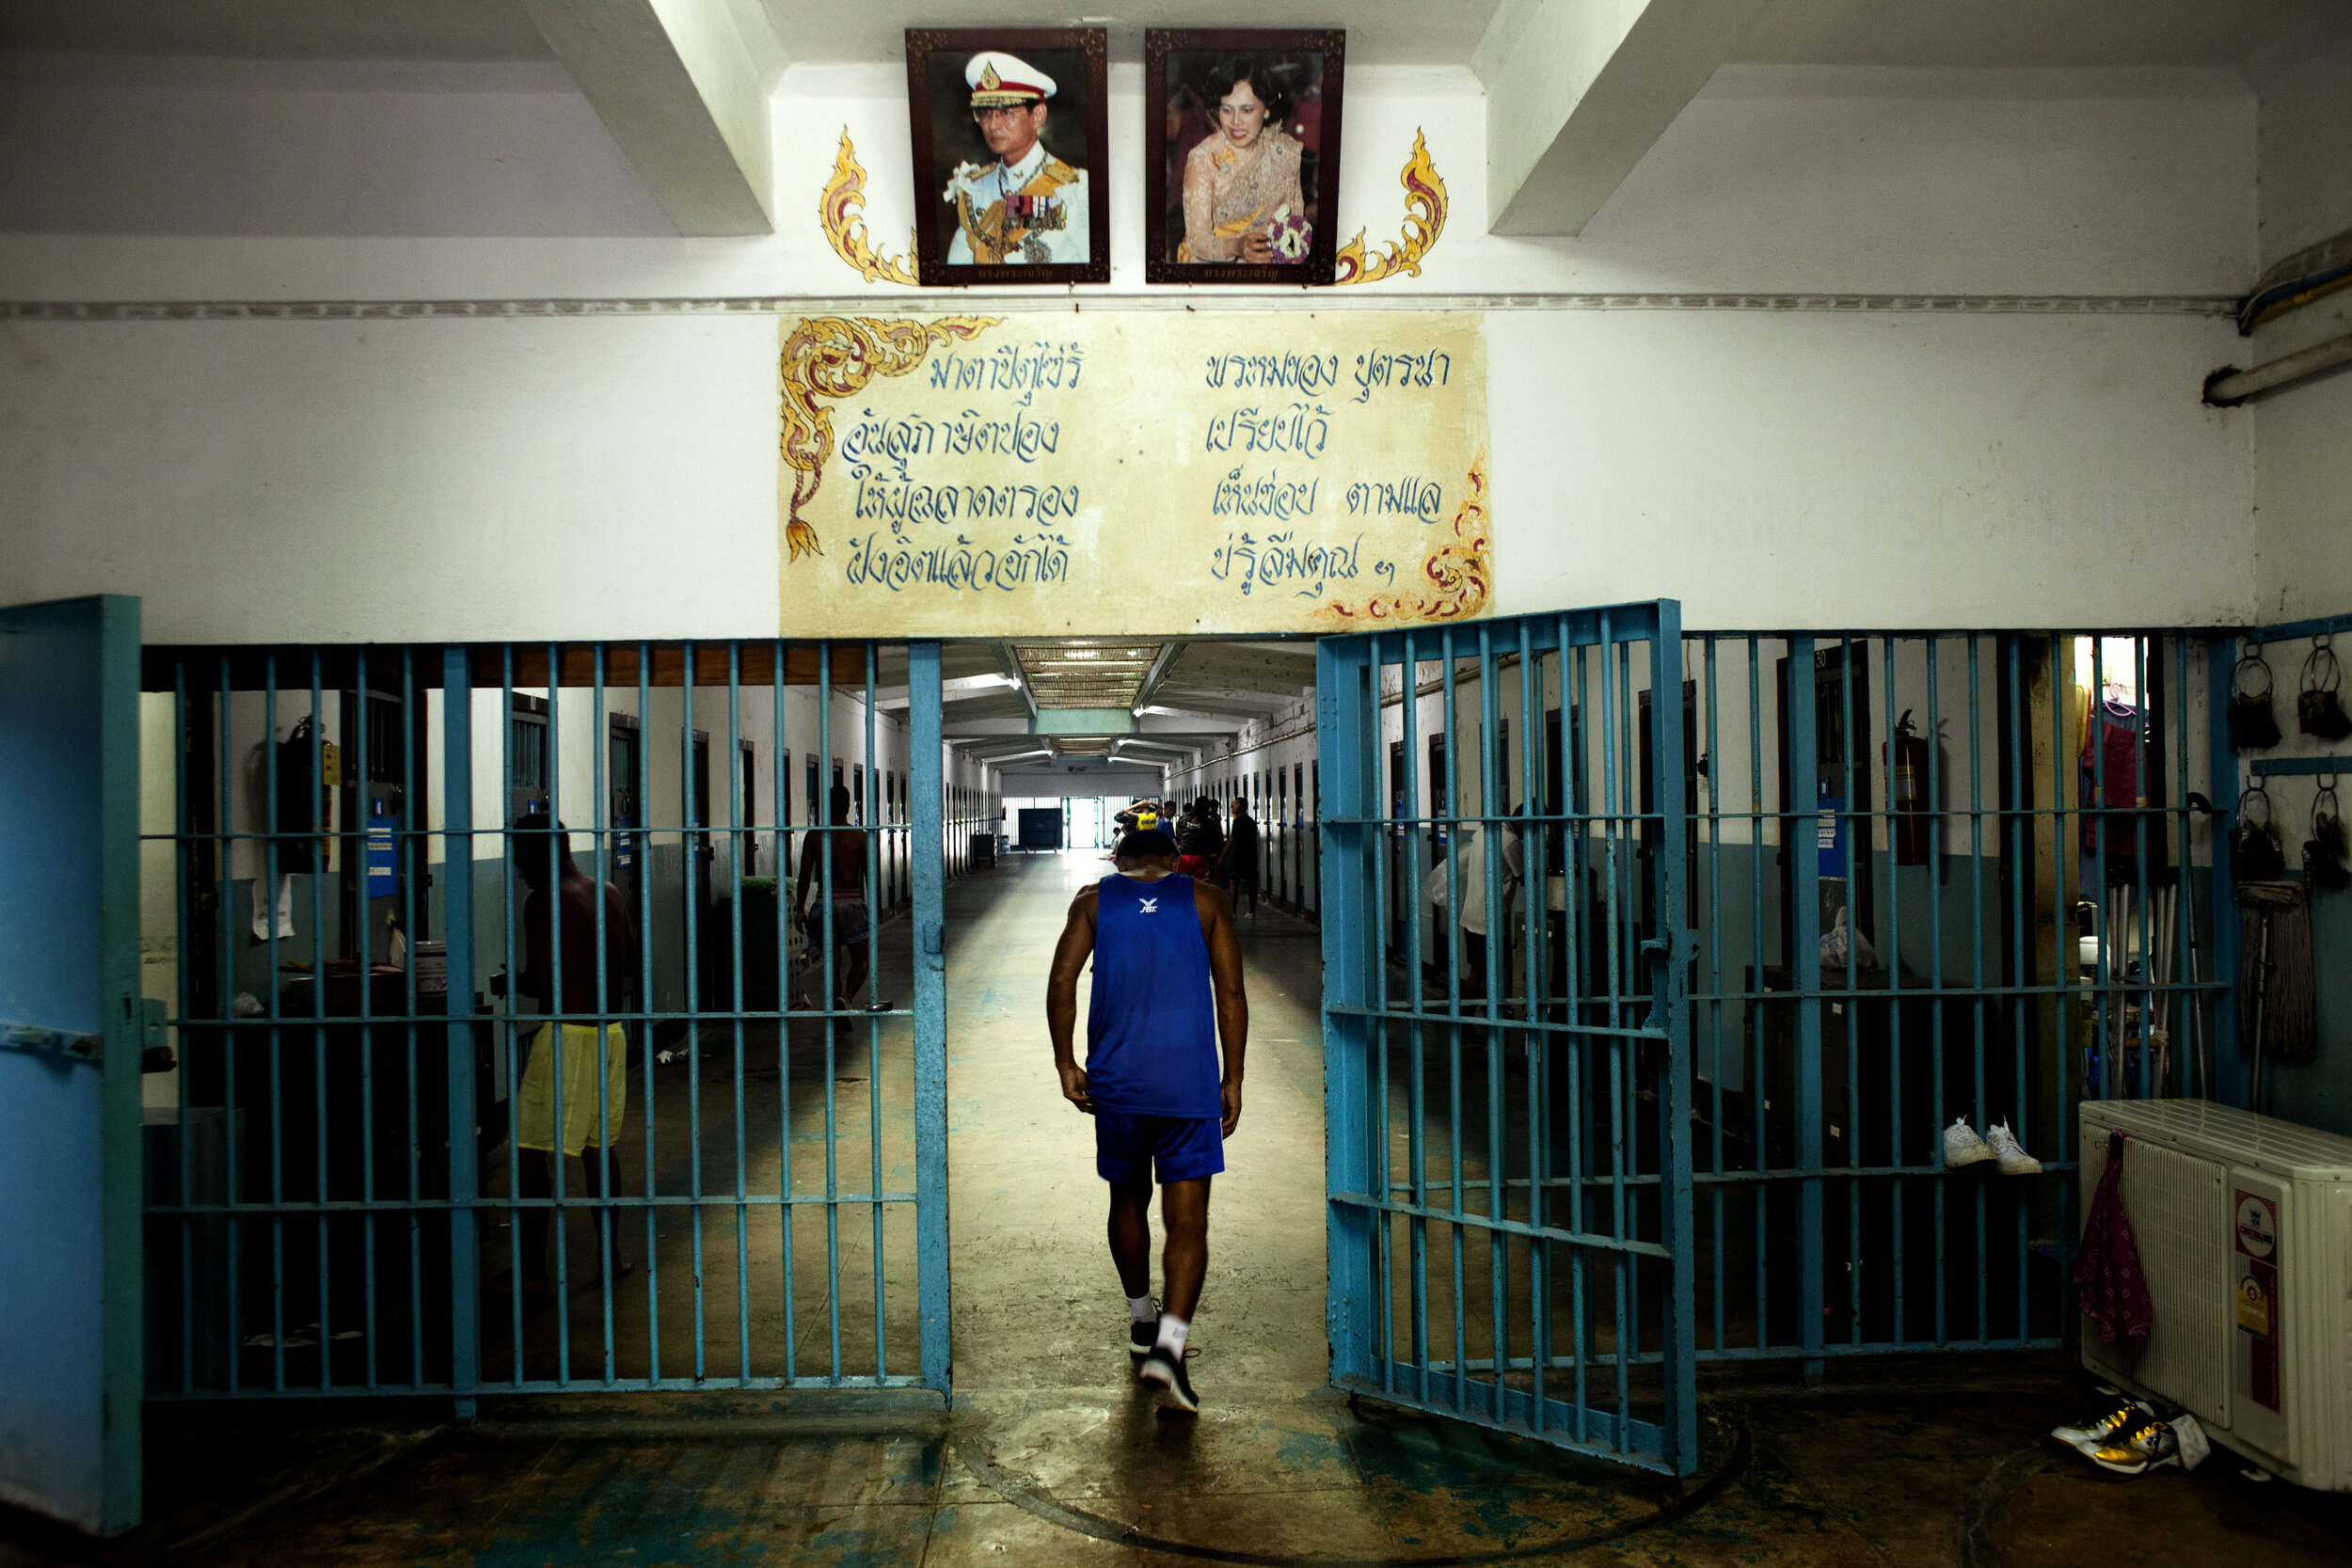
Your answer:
[516,1022,628,1156]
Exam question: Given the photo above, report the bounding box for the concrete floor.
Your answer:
[9,850,2352,1566]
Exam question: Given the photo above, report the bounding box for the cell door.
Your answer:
[1316,603,1697,1475]
[0,595,144,1533]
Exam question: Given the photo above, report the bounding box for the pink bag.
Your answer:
[2074,1131,2153,1344]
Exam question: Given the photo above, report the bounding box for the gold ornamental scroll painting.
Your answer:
[775,310,1490,637]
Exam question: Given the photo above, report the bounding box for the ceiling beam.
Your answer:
[993,641,1039,723]
[1033,708,1137,736]
[1476,0,1768,237]
[1130,641,1184,716]
[520,0,782,235]
[1154,684,1300,712]
[1169,645,1316,678]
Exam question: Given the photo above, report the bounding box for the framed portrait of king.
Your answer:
[906,27,1109,285]
[1145,29,1345,286]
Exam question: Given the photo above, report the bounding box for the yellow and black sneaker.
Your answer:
[2052,1398,2151,1449]
[2082,1418,2181,1476]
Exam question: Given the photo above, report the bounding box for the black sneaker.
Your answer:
[1130,1317,1158,1361]
[1138,1348,1199,1414]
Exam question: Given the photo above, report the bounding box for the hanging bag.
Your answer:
[2074,1131,2153,1345]
[2307,782,2350,892]
[2297,639,2352,740]
[2227,649,2282,751]
[2230,783,2287,881]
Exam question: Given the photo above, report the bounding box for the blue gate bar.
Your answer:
[1317,620,2260,1459]
[441,646,481,1412]
[909,641,949,1389]
[142,641,952,1406]
[1319,602,1694,1476]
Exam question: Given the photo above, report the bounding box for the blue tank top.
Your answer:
[1085,873,1221,1117]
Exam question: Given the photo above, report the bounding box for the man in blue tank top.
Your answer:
[1047,825,1248,1414]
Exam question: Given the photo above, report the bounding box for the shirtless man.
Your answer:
[1046,827,1248,1413]
[509,810,639,1295]
[793,783,874,1011]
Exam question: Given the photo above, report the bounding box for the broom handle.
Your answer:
[2249,911,2274,1114]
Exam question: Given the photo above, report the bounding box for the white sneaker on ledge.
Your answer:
[1985,1119,2043,1175]
[1943,1117,1995,1169]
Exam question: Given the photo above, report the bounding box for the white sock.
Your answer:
[1126,1293,1155,1324]
[1155,1314,1190,1355]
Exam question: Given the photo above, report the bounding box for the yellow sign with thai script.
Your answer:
[776,311,1490,636]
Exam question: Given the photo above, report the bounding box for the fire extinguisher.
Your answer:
[1885,709,1930,866]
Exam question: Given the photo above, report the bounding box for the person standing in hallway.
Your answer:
[507,811,639,1295]
[1175,796,1223,881]
[1046,827,1248,1414]
[1220,796,1262,915]
[1424,812,1525,1000]
[794,783,876,1015]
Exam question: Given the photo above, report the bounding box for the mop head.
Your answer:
[2237,880,2314,1065]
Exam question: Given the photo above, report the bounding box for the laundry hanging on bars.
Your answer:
[2079,697,2161,878]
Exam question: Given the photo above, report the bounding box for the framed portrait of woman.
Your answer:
[905,27,1109,285]
[1145,29,1345,286]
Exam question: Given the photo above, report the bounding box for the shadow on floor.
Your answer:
[10,1363,2352,1568]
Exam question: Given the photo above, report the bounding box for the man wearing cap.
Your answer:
[945,50,1089,265]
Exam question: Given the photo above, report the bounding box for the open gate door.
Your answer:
[0,595,144,1532]
[1317,602,1697,1475]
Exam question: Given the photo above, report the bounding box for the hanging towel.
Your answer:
[2074,1131,2153,1345]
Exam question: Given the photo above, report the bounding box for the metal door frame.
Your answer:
[1318,601,1696,1476]
[0,594,146,1534]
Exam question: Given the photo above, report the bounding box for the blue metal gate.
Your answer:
[1678,630,2233,1370]
[1318,614,2271,1454]
[1317,602,1697,1475]
[141,640,948,1406]
[1,596,144,1534]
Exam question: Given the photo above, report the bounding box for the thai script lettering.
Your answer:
[1202,352,1343,396]
[1345,475,1445,524]
[841,407,1060,480]
[924,340,1086,405]
[1204,404,1331,460]
[850,474,1083,529]
[844,531,1073,593]
[1212,467,1319,521]
[1208,531,1367,598]
[1352,347,1451,404]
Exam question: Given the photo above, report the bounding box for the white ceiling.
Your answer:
[0,0,551,59]
[5,0,2340,71]
[1731,0,2352,72]
[761,1,1497,67]
[0,0,1491,66]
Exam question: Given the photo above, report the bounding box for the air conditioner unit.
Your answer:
[2079,1100,2352,1490]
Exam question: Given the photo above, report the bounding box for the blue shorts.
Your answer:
[1095,1110,1224,1185]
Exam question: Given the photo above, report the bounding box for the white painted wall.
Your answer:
[0,58,2290,638]
[0,305,2256,639]
[2249,31,2352,625]
[1491,309,2252,627]
[0,62,2254,297]
[0,316,780,643]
